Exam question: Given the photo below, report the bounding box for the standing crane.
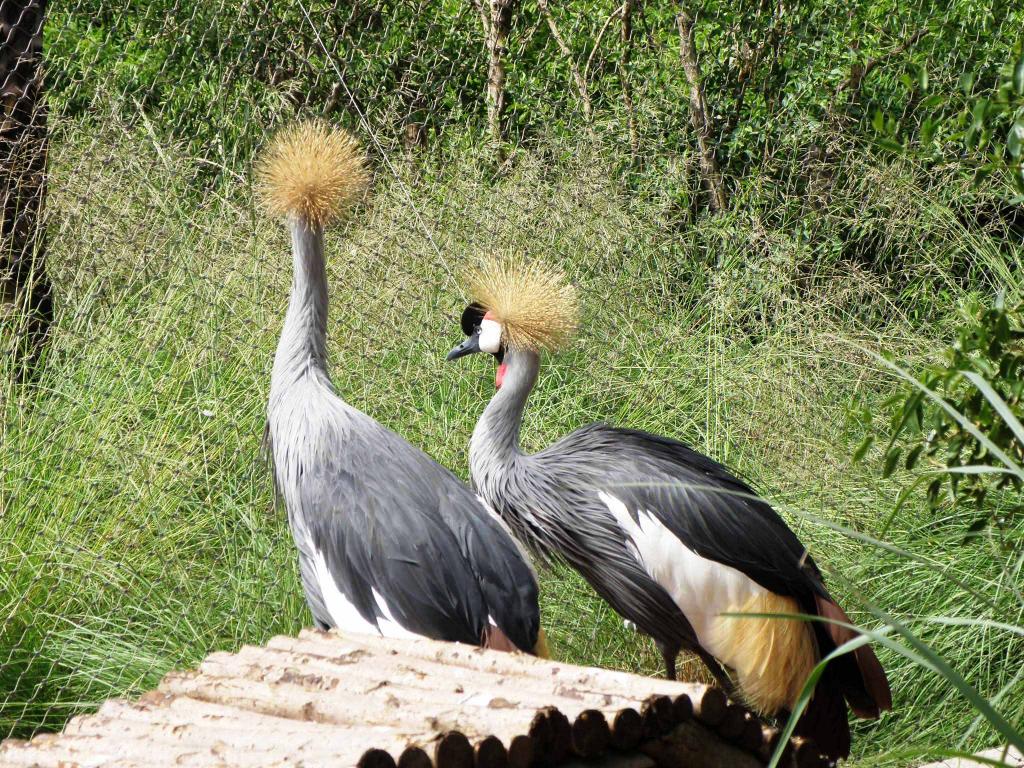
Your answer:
[446,257,891,761]
[259,124,544,655]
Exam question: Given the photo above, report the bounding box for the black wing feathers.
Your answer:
[300,421,540,651]
[560,424,828,603]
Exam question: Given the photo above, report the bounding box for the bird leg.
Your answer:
[655,641,679,681]
[695,647,743,702]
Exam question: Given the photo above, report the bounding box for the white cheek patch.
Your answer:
[478,319,503,354]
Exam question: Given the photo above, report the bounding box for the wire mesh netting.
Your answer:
[2,0,1023,758]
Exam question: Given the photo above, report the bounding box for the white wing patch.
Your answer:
[310,544,419,640]
[310,546,380,636]
[598,490,768,660]
[371,588,421,640]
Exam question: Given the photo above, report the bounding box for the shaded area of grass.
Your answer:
[1,121,1022,764]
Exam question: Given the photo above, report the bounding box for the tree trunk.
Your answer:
[484,0,515,153]
[676,9,727,213]
[617,0,638,155]
[1,0,50,371]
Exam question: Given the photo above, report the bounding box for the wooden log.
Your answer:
[563,756,655,768]
[249,641,649,718]
[692,687,727,727]
[759,726,796,767]
[639,696,675,739]
[474,735,509,768]
[738,712,765,755]
[916,746,1023,767]
[716,703,747,743]
[399,746,434,768]
[242,641,630,715]
[609,708,643,752]
[0,628,813,768]
[671,694,693,724]
[527,708,552,761]
[159,671,469,743]
[0,729,218,768]
[435,731,474,768]
[535,707,571,765]
[160,662,559,750]
[792,737,828,768]
[360,748,399,768]
[570,710,610,759]
[506,734,534,768]
[283,631,705,705]
[642,720,763,768]
[64,701,418,767]
[0,744,143,768]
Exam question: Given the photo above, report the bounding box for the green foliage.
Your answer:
[859,298,1024,536]
[4,121,1024,763]
[45,0,1024,201]
[10,1,1024,763]
[964,42,1024,199]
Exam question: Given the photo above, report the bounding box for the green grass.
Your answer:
[1,119,1022,765]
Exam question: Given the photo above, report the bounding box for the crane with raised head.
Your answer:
[446,257,890,761]
[259,124,545,655]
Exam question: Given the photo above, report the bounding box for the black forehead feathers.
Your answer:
[460,302,486,335]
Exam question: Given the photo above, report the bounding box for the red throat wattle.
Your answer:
[495,363,508,390]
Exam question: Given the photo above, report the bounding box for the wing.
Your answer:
[489,456,701,652]
[533,423,891,722]
[537,423,827,604]
[298,421,541,652]
[433,484,543,652]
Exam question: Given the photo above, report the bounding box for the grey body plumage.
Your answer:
[264,167,541,651]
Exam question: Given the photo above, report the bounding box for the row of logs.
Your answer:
[355,688,829,768]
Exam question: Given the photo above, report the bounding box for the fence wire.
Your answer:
[1,0,1023,744]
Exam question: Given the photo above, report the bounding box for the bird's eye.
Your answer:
[460,303,487,336]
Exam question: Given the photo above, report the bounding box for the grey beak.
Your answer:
[446,334,481,362]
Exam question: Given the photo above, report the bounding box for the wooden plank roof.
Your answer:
[0,629,828,768]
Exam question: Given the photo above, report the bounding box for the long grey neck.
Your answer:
[270,217,333,403]
[470,348,540,483]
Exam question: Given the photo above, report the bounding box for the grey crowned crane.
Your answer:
[446,258,891,761]
[258,124,546,656]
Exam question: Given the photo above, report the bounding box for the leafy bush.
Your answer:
[857,297,1024,536]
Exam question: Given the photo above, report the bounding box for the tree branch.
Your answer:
[719,2,787,140]
[583,4,622,83]
[617,0,639,155]
[834,27,929,103]
[537,0,593,123]
[484,0,516,152]
[470,0,491,36]
[677,9,727,213]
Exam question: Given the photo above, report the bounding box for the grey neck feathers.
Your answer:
[271,217,333,401]
[470,348,540,483]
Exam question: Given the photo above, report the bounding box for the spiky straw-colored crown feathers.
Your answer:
[465,257,579,352]
[257,121,370,228]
